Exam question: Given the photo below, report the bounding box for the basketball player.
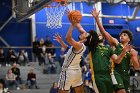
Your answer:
[91,8,139,93]
[56,22,87,93]
[75,23,132,93]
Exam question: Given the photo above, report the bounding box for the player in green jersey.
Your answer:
[71,22,131,93]
[92,8,139,93]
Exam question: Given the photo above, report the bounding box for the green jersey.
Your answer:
[114,43,131,92]
[91,45,114,93]
[91,45,113,74]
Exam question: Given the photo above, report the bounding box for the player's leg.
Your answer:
[114,73,126,93]
[72,69,84,93]
[58,70,72,93]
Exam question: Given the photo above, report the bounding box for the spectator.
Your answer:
[6,48,17,66]
[11,63,22,84]
[39,45,49,66]
[5,69,19,90]
[84,69,92,82]
[80,56,87,73]
[79,56,88,80]
[17,49,28,66]
[44,36,55,56]
[39,38,45,47]
[39,38,45,66]
[50,82,58,93]
[48,44,56,58]
[44,35,52,47]
[32,36,40,62]
[26,68,39,89]
[0,48,6,66]
[48,53,57,74]
[84,55,90,69]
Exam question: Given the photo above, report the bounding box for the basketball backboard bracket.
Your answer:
[16,0,53,22]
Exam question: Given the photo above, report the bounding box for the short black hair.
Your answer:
[84,30,99,52]
[120,29,133,42]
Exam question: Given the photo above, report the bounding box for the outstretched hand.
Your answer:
[53,33,62,43]
[91,8,100,18]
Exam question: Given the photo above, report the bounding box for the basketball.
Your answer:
[68,10,82,23]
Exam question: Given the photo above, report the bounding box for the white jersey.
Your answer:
[58,43,86,90]
[62,43,86,70]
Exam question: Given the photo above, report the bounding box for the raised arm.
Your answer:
[53,33,68,50]
[66,25,83,52]
[91,8,118,47]
[75,23,87,34]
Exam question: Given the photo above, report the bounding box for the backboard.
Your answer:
[15,0,53,22]
[14,0,140,22]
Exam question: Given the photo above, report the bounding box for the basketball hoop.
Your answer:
[45,0,67,29]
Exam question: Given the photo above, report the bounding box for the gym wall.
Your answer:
[0,0,32,60]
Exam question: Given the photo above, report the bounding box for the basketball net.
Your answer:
[45,2,67,29]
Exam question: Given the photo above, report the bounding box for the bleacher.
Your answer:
[0,62,61,93]
[1,62,140,93]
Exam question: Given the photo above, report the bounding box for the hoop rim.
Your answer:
[45,0,68,8]
[55,0,67,2]
[45,1,67,29]
[45,4,67,8]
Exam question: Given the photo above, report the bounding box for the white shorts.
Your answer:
[58,69,83,91]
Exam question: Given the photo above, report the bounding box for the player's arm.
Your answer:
[53,33,68,50]
[130,49,139,70]
[91,8,118,47]
[66,25,83,52]
[111,44,131,64]
[75,23,87,34]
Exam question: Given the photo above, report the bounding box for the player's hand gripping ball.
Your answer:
[68,10,82,23]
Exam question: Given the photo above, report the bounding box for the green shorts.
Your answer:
[113,73,125,91]
[121,75,130,92]
[114,72,130,92]
[95,74,114,93]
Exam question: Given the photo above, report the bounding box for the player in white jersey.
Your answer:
[54,24,87,93]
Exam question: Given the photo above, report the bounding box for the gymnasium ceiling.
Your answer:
[15,0,140,22]
[0,0,140,23]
